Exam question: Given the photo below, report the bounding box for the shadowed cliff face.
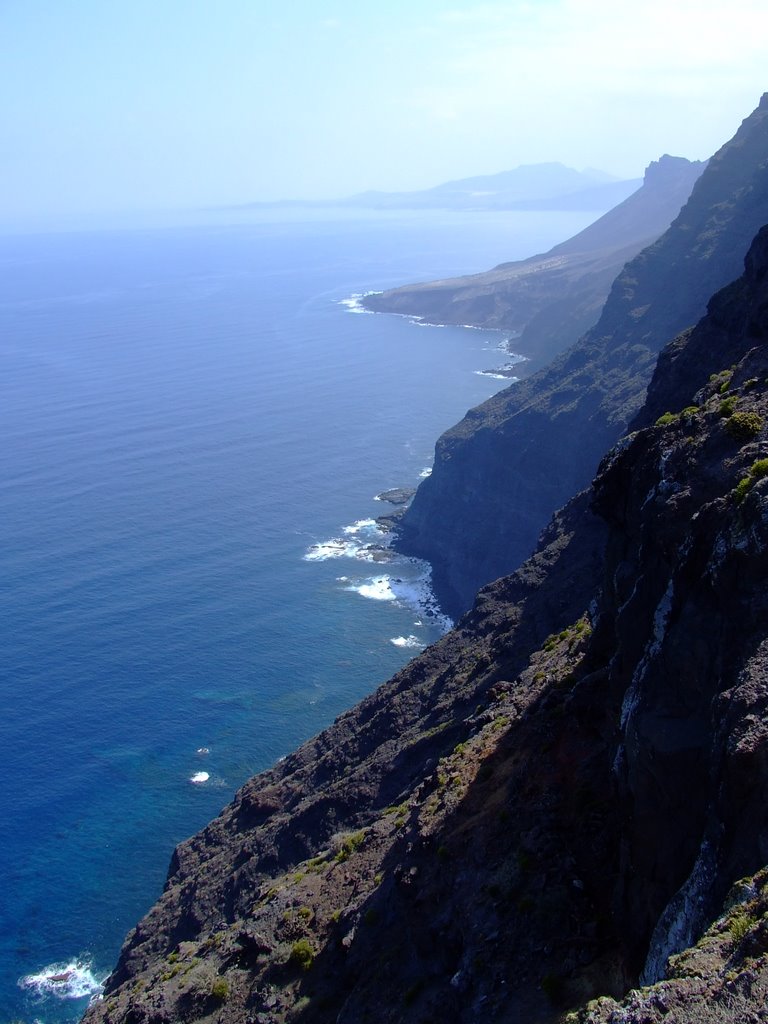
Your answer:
[395,95,768,620]
[84,228,768,1024]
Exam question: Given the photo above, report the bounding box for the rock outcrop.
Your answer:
[393,95,768,619]
[362,155,704,370]
[84,216,768,1023]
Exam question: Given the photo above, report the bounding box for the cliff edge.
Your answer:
[84,221,768,1024]
[393,95,768,619]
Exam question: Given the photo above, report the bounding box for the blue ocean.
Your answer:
[0,207,596,1022]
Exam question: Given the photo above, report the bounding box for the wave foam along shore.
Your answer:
[345,571,453,633]
[390,635,425,649]
[338,292,378,314]
[19,959,104,1002]
[345,574,396,601]
[303,518,392,563]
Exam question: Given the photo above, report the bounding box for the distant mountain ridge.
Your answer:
[344,162,639,212]
[240,162,641,213]
[391,96,768,617]
[363,154,705,369]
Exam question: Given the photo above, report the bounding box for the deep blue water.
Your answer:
[0,207,596,1022]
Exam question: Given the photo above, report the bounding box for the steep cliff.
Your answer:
[394,95,768,619]
[362,155,704,370]
[84,224,768,1024]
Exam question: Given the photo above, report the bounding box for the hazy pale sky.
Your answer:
[2,0,766,222]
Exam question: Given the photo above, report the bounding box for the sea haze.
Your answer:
[0,207,597,1022]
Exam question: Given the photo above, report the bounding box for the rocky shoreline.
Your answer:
[82,98,768,1024]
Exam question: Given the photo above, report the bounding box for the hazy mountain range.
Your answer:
[240,162,641,213]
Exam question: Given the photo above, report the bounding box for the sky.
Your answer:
[1,0,767,224]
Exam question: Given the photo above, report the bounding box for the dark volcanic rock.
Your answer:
[84,221,768,1024]
[375,487,416,505]
[395,95,768,618]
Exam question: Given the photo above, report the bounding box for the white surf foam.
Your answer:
[390,635,425,649]
[196,746,210,755]
[339,292,378,314]
[419,467,432,478]
[304,538,360,561]
[391,573,453,633]
[346,575,397,601]
[476,371,519,381]
[306,519,452,633]
[342,518,378,535]
[346,568,452,632]
[304,519,391,563]
[190,771,209,784]
[19,959,104,1001]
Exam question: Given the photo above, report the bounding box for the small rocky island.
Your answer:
[374,487,416,506]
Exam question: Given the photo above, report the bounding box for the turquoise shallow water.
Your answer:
[0,207,596,1022]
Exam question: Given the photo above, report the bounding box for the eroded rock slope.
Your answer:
[85,223,768,1023]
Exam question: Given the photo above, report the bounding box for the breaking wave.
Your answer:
[19,958,104,1002]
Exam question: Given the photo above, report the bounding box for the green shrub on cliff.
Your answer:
[655,411,678,427]
[725,411,764,440]
[210,977,229,1001]
[289,938,314,971]
[334,830,365,862]
[734,458,768,502]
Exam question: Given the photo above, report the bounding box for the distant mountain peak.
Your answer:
[643,153,705,186]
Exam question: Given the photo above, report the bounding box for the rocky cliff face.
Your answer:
[363,155,703,372]
[394,95,768,619]
[84,223,768,1024]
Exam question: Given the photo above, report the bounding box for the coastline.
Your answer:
[4,210,590,1024]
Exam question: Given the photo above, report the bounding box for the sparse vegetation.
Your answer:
[383,802,407,816]
[719,396,737,417]
[655,411,678,426]
[542,617,592,652]
[306,854,329,873]
[729,912,752,942]
[334,830,366,863]
[734,457,768,502]
[289,938,314,971]
[210,977,229,1001]
[725,410,764,439]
